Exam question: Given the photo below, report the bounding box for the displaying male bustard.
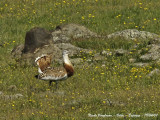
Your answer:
[35,50,74,89]
[35,54,52,74]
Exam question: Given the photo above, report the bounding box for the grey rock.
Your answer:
[12,26,160,66]
[0,91,3,95]
[129,58,136,63]
[14,94,24,98]
[140,54,153,61]
[9,94,23,99]
[54,43,85,56]
[2,95,10,100]
[156,59,160,64]
[149,37,160,44]
[70,58,83,65]
[147,69,160,77]
[13,42,88,66]
[11,24,96,65]
[22,44,61,65]
[51,23,98,43]
[52,29,70,43]
[93,53,106,61]
[107,29,160,63]
[107,29,160,41]
[23,27,53,53]
[101,50,112,56]
[115,49,128,56]
[101,64,106,67]
[140,44,160,61]
[11,44,24,59]
[132,62,149,67]
[8,85,17,91]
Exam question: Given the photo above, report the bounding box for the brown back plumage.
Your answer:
[36,54,52,72]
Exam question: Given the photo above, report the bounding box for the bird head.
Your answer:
[62,50,69,56]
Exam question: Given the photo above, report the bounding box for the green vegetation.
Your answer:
[0,0,160,119]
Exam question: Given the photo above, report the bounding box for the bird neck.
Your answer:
[63,54,74,77]
[38,67,43,74]
[63,54,71,65]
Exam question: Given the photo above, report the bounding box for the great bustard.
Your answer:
[35,50,74,89]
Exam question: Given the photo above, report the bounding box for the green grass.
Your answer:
[0,0,160,119]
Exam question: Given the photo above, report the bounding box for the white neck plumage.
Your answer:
[38,67,43,74]
[63,52,74,77]
[63,54,72,66]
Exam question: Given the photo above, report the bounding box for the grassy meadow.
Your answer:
[0,0,160,119]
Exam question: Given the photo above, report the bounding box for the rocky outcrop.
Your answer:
[11,25,160,67]
[51,23,98,43]
[115,49,128,56]
[23,27,53,53]
[11,24,97,65]
[147,69,160,77]
[11,44,24,59]
[132,62,149,67]
[107,29,160,42]
[16,43,88,66]
[107,29,160,63]
[140,44,160,61]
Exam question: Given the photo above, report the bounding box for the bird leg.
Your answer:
[49,81,58,90]
[49,80,52,86]
[55,81,58,90]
